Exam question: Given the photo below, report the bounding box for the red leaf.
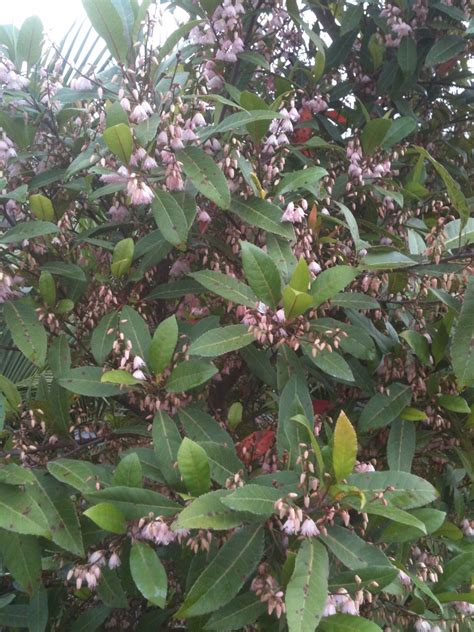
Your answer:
[312,399,333,415]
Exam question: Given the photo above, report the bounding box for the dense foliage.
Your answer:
[0,0,472,629]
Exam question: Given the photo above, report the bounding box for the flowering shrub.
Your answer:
[0,0,472,630]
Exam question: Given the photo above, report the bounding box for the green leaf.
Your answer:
[27,586,48,632]
[85,486,180,519]
[101,369,143,385]
[240,91,271,144]
[361,119,392,155]
[114,452,143,488]
[438,394,471,414]
[437,552,474,591]
[166,360,218,392]
[311,266,358,307]
[414,146,469,227]
[41,261,87,282]
[103,123,133,164]
[322,525,392,570]
[308,349,354,383]
[177,524,264,617]
[328,567,398,593]
[152,410,182,487]
[360,251,417,269]
[130,541,168,608]
[0,606,28,627]
[91,310,119,365]
[119,306,152,363]
[48,333,71,377]
[283,287,313,320]
[70,606,112,632]
[231,197,295,240]
[241,241,281,308]
[397,37,417,75]
[221,484,282,517]
[276,167,328,196]
[28,471,84,555]
[347,471,438,509]
[289,257,310,292]
[266,233,297,282]
[241,344,277,389]
[381,508,445,543]
[387,419,416,472]
[425,35,465,66]
[189,325,253,357]
[155,18,203,63]
[286,539,328,632]
[178,438,211,496]
[400,330,430,364]
[359,383,412,431]
[83,0,130,62]
[152,189,189,246]
[84,502,126,534]
[190,270,258,308]
[382,116,417,148]
[451,276,474,387]
[4,300,47,366]
[148,315,178,376]
[0,531,41,595]
[17,16,43,68]
[198,441,243,486]
[204,593,266,631]
[178,406,233,446]
[0,464,36,486]
[174,490,249,530]
[96,567,128,608]
[199,110,284,140]
[177,146,230,210]
[333,411,357,483]
[29,194,55,221]
[145,279,203,300]
[319,615,383,632]
[111,237,134,277]
[58,367,124,397]
[47,459,112,493]
[38,270,56,308]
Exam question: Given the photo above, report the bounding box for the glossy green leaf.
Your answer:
[111,237,134,277]
[85,486,180,519]
[103,123,132,164]
[113,452,143,487]
[359,383,412,431]
[166,360,218,392]
[152,410,182,487]
[333,411,357,483]
[231,197,295,239]
[84,502,126,534]
[178,438,211,496]
[178,406,233,446]
[387,419,416,472]
[4,300,47,366]
[177,146,230,209]
[451,276,474,387]
[397,37,417,75]
[174,490,249,530]
[152,189,189,246]
[204,592,266,631]
[130,541,167,608]
[148,315,178,376]
[308,349,354,382]
[275,166,327,196]
[198,442,244,486]
[0,531,41,595]
[119,306,152,363]
[91,310,119,365]
[41,261,87,282]
[189,325,253,357]
[17,16,43,68]
[286,539,328,632]
[177,524,264,617]
[58,367,124,397]
[361,119,392,155]
[29,194,55,221]
[311,266,358,307]
[347,470,438,509]
[319,615,383,632]
[70,606,112,632]
[221,484,282,516]
[47,459,112,493]
[190,270,258,308]
[241,241,281,308]
[425,35,465,66]
[323,525,392,570]
[83,0,130,62]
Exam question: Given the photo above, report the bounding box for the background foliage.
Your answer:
[0,0,472,630]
